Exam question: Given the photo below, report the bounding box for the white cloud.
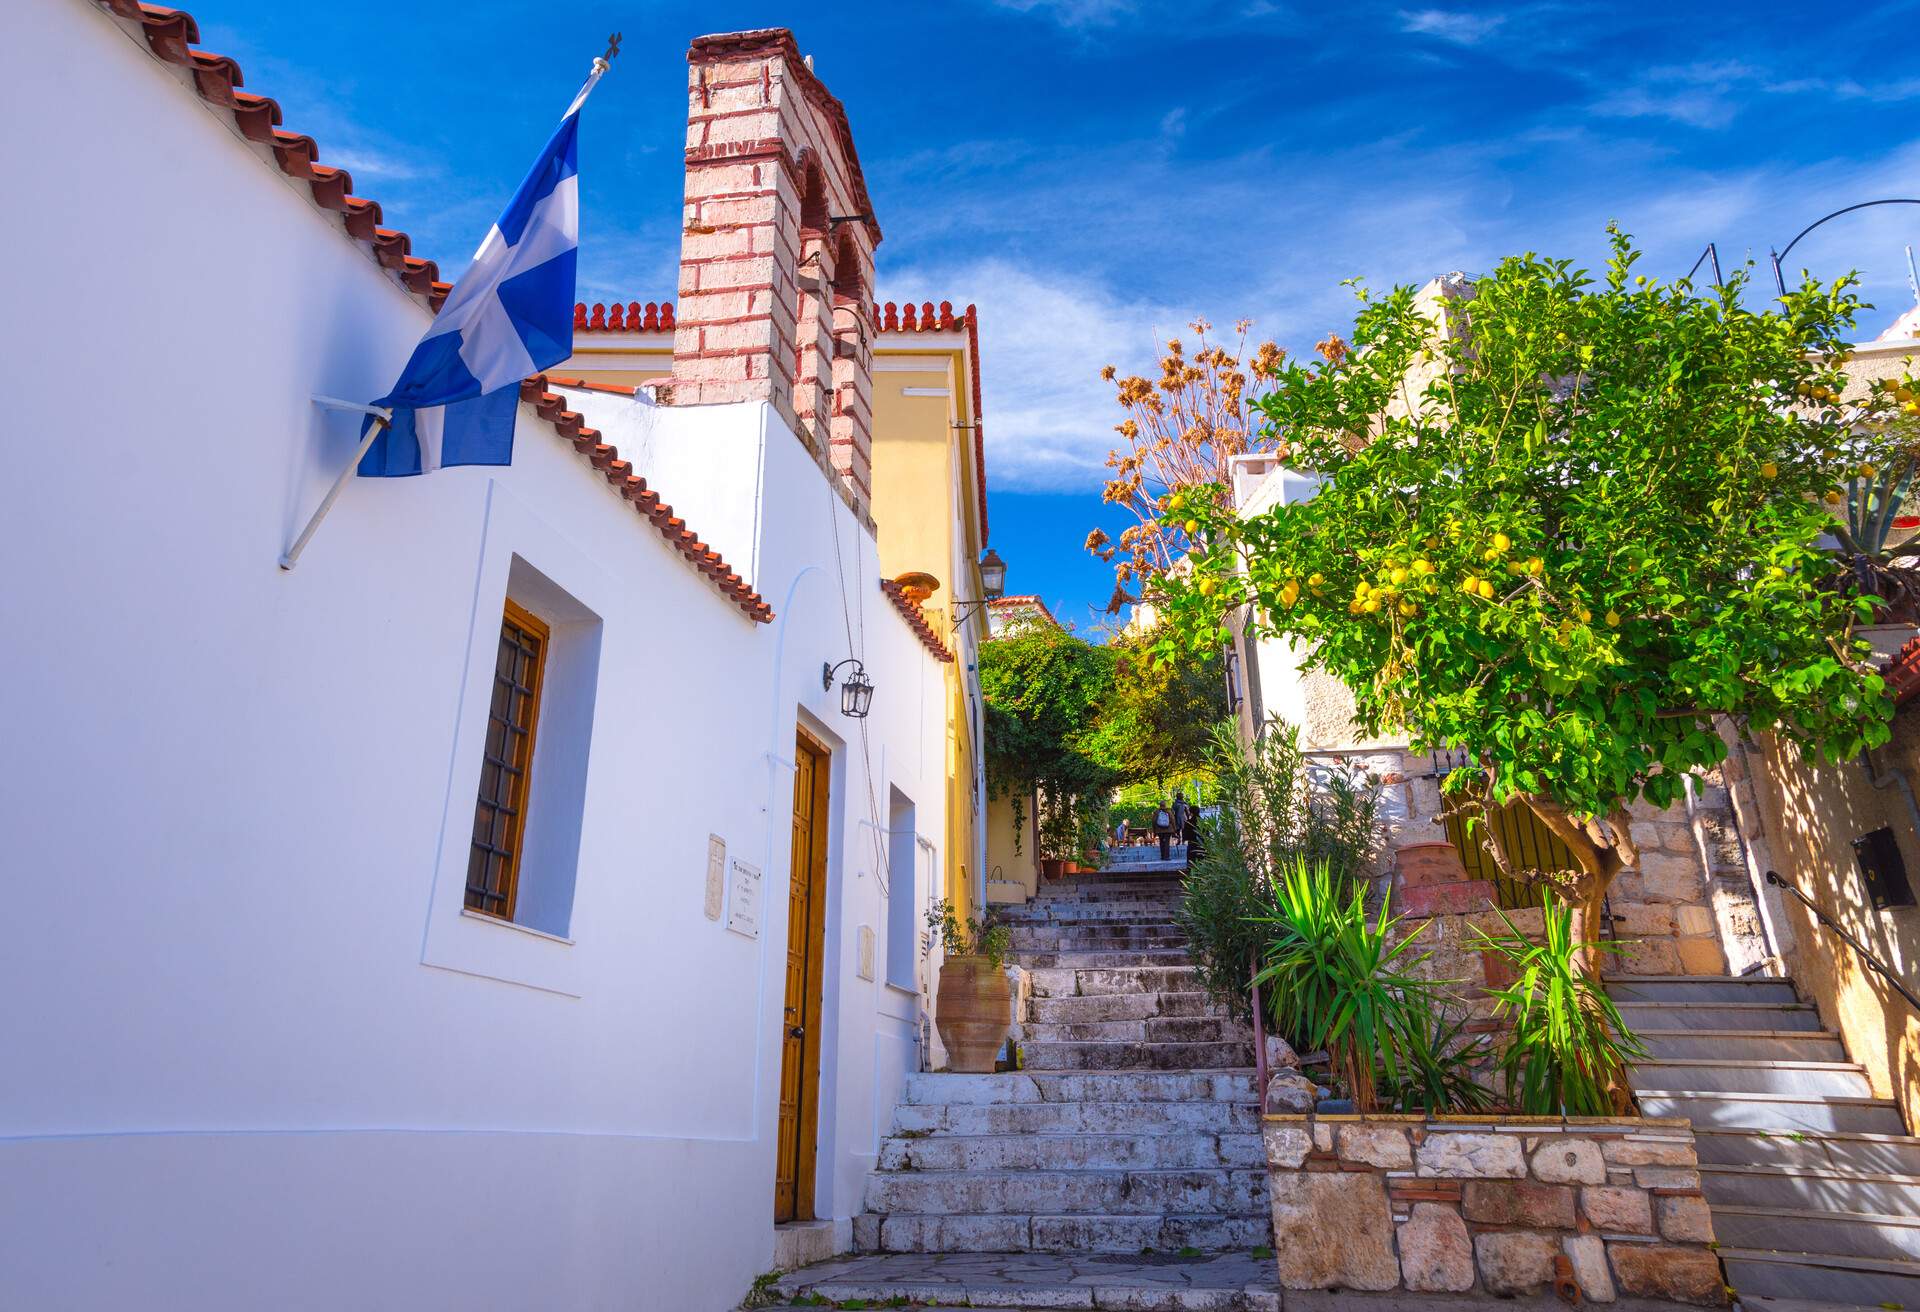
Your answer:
[1398,9,1505,45]
[992,0,1140,27]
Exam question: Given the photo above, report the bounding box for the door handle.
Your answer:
[788,1025,805,1039]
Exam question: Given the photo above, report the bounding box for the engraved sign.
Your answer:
[857,925,875,980]
[703,834,726,921]
[727,859,763,938]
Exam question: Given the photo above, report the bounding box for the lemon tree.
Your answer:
[1156,229,1897,962]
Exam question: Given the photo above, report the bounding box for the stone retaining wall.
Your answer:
[1261,1112,1726,1305]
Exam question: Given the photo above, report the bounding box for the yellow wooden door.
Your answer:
[776,728,830,1222]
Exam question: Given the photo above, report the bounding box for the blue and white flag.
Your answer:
[359,66,607,477]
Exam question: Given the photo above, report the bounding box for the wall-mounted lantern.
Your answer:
[952,549,1010,627]
[823,658,874,718]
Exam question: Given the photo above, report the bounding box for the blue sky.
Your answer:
[190,0,1920,629]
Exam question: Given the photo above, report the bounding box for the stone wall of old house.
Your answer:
[1261,1112,1724,1304]
[1317,746,1751,994]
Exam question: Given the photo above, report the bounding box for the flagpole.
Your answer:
[279,402,393,570]
[278,36,618,572]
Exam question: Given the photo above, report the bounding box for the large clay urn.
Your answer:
[936,956,1012,1073]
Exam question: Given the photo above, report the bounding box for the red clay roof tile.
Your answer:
[880,579,955,663]
[520,376,772,623]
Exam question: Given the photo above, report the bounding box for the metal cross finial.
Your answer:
[603,32,623,63]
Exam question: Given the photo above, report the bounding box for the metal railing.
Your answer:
[1765,869,1920,1015]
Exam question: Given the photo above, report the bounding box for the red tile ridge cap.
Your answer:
[519,374,772,623]
[878,579,955,663]
[1885,632,1920,706]
[93,2,447,313]
[542,375,645,397]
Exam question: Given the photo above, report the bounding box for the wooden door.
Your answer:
[776,727,831,1222]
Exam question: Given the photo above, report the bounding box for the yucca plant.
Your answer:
[1472,890,1646,1115]
[1255,858,1454,1112]
[1383,1004,1496,1114]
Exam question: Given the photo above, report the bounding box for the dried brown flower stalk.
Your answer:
[1092,319,1285,611]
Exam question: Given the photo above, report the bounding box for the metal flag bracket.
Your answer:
[279,395,394,571]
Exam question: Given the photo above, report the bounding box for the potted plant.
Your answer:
[927,899,1014,1073]
[1038,796,1077,879]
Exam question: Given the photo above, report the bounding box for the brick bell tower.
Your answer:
[672,29,882,518]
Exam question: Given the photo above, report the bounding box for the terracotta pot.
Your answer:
[1063,861,1082,874]
[1041,858,1064,879]
[936,956,1013,1073]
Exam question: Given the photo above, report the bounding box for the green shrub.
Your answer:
[1176,719,1379,1014]
[1472,890,1646,1115]
[926,899,1011,970]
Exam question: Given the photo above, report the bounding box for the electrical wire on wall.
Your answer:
[822,468,895,901]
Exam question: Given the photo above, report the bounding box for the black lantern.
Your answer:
[823,658,874,718]
[978,548,1008,599]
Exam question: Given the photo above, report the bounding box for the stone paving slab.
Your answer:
[769,1251,1280,1312]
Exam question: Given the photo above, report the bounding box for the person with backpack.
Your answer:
[1152,801,1175,861]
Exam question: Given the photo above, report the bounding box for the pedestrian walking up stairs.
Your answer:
[852,867,1272,1257]
[1611,972,1920,1310]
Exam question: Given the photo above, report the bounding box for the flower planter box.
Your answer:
[1261,1110,1724,1305]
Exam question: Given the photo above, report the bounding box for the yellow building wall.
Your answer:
[869,356,986,924]
[1746,715,1920,1133]
[985,790,1039,903]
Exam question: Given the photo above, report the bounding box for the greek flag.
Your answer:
[358,67,606,477]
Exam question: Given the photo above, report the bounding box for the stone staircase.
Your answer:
[853,869,1272,1255]
[1611,973,1920,1309]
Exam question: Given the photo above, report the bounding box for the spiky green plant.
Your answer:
[1256,858,1461,1112]
[1472,890,1646,1114]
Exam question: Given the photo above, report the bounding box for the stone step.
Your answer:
[877,1130,1266,1171]
[1029,965,1203,997]
[1029,990,1225,1024]
[1606,974,1800,1004]
[1702,1162,1920,1216]
[1713,1203,1920,1262]
[1012,948,1197,968]
[1628,1058,1873,1098]
[865,1168,1269,1216]
[1018,1039,1254,1072]
[901,1070,1257,1106]
[853,1210,1272,1255]
[1722,1246,1920,1306]
[1695,1127,1920,1177]
[765,1251,1281,1312]
[1635,1089,1908,1135]
[892,1097,1261,1137]
[1615,1000,1826,1032]
[1007,927,1188,948]
[1026,1016,1252,1045]
[1641,1030,1848,1062]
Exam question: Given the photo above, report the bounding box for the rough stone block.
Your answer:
[1611,902,1675,938]
[1639,852,1706,902]
[1474,1230,1559,1296]
[1563,1233,1616,1303]
[1614,936,1682,976]
[1581,1185,1653,1234]
[1676,937,1727,975]
[1600,1137,1696,1168]
[1673,904,1716,937]
[1265,1071,1319,1115]
[1657,1194,1715,1243]
[1461,1179,1576,1228]
[1269,1172,1400,1291]
[1397,1202,1474,1292]
[1532,1138,1607,1185]
[1263,1125,1312,1169]
[1338,1125,1412,1169]
[1634,1166,1702,1191]
[1417,1132,1526,1178]
[1608,1243,1727,1305]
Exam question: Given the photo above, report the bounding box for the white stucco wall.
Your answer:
[0,5,951,1307]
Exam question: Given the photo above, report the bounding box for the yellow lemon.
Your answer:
[1356,580,1371,598]
[1906,402,1920,417]
[1492,532,1511,553]
[1425,535,1441,549]
[1483,546,1500,563]
[1577,606,1592,623]
[1897,386,1914,404]
[1362,596,1380,613]
[1824,489,1843,505]
[1462,575,1479,595]
[1412,558,1433,575]
[1527,557,1544,575]
[1760,461,1778,479]
[1398,599,1416,616]
[1199,578,1218,597]
[1389,567,1409,586]
[1861,462,1879,478]
[1766,566,1786,581]
[1477,579,1495,599]
[1348,599,1362,614]
[1605,609,1621,627]
[1184,518,1200,536]
[1308,572,1325,590]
